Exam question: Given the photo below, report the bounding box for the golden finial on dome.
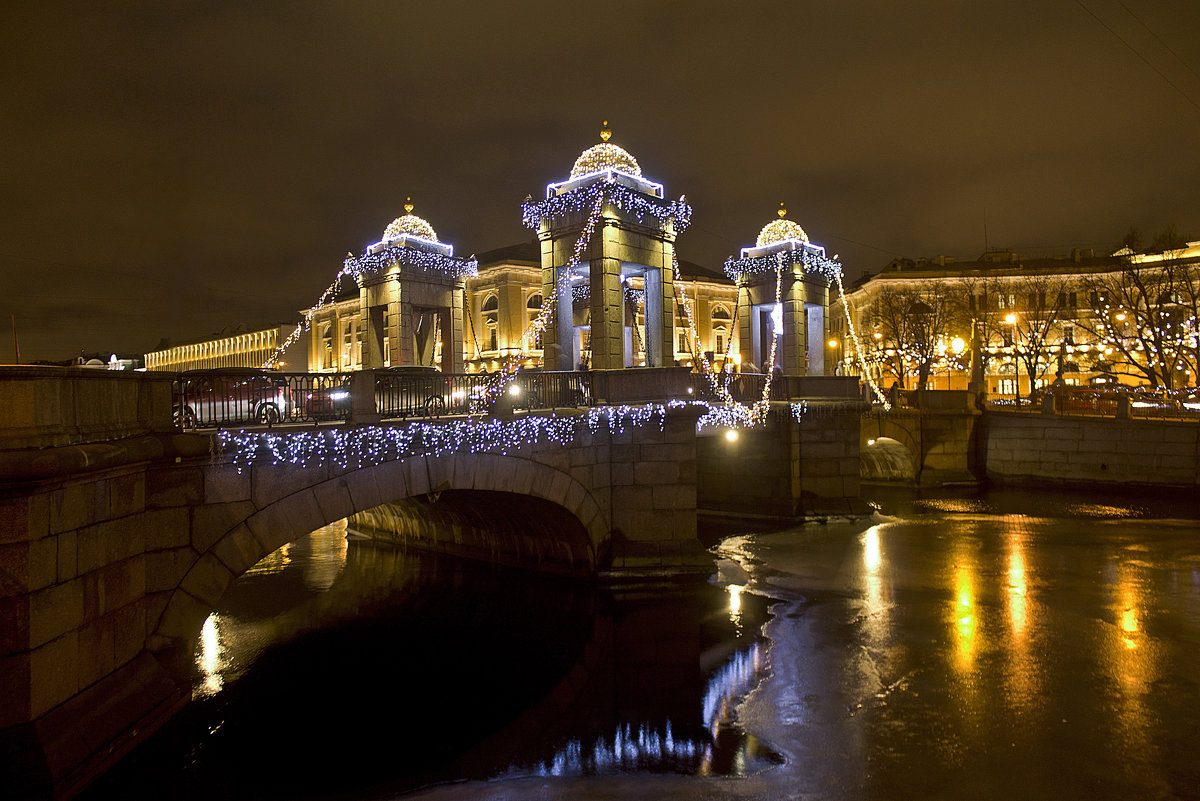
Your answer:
[404,197,414,214]
[778,202,787,219]
[600,121,612,143]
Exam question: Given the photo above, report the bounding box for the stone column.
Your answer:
[780,277,807,375]
[589,256,625,370]
[446,284,465,374]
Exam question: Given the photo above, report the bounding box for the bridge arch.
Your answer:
[151,452,609,654]
[859,436,916,481]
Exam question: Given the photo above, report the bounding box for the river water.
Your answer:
[84,486,1200,800]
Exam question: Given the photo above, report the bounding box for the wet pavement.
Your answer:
[84,489,1200,800]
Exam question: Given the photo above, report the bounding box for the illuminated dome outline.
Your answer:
[756,203,808,247]
[569,121,642,179]
[383,198,438,243]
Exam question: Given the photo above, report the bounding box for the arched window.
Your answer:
[711,305,732,355]
[526,294,542,348]
[482,295,499,353]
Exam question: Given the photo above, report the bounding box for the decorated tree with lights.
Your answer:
[863,284,954,391]
[1005,272,1070,401]
[1075,230,1198,389]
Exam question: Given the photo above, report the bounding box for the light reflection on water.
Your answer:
[192,520,351,698]
[100,519,784,801]
[499,641,773,781]
[717,490,1200,800]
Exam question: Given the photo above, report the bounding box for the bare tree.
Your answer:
[1006,272,1069,400]
[863,283,955,391]
[1077,230,1196,389]
[950,274,1005,385]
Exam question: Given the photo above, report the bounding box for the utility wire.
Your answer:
[1115,0,1200,83]
[1073,0,1200,114]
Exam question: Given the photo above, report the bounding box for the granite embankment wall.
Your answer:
[983,411,1200,487]
[698,401,865,518]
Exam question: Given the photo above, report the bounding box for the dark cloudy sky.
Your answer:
[3,1,1198,362]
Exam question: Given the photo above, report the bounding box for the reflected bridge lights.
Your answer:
[196,613,227,698]
[727,584,744,630]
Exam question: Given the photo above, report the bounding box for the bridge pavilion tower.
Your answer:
[345,202,478,373]
[725,205,839,375]
[525,124,692,371]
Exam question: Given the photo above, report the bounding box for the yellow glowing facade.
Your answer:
[144,324,301,372]
[834,241,1200,394]
[296,242,738,374]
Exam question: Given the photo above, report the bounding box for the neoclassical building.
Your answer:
[145,126,852,378]
[833,241,1200,396]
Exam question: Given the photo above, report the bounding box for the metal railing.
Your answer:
[173,370,355,428]
[173,368,594,429]
[985,386,1200,421]
[695,372,789,404]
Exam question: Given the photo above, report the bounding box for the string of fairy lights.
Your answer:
[254,129,885,443]
[342,246,478,282]
[212,396,846,472]
[831,268,891,410]
[260,241,477,371]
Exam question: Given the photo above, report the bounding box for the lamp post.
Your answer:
[1005,312,1020,399]
[827,337,842,376]
[950,335,966,389]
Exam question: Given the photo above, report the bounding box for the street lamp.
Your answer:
[1005,313,1022,399]
[950,336,966,390]
[827,337,842,375]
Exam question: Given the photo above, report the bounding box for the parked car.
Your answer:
[175,369,290,429]
[375,366,462,418]
[302,382,353,421]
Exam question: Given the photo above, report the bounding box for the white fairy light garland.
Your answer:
[215,403,704,472]
[832,267,890,410]
[213,396,832,474]
[261,267,355,369]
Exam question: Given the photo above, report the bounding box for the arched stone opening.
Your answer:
[152,453,608,657]
[348,490,594,575]
[860,436,916,482]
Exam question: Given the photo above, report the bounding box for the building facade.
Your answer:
[140,128,858,380]
[145,325,300,372]
[834,241,1200,397]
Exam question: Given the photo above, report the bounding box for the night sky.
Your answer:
[4,1,1198,363]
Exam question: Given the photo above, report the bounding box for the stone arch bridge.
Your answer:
[859,390,983,485]
[0,372,704,799]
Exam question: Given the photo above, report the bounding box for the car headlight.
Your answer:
[328,391,349,401]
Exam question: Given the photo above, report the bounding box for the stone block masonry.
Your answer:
[983,412,1200,487]
[0,402,712,798]
[698,402,864,518]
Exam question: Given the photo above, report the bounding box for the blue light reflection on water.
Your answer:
[503,640,771,780]
[84,523,781,800]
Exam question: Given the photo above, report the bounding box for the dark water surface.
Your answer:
[84,485,1200,800]
[83,522,776,801]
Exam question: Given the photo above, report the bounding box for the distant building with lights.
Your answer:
[144,325,302,372]
[834,241,1200,396]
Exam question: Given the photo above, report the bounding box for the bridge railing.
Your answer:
[172,368,596,429]
[174,369,357,428]
[984,386,1200,421]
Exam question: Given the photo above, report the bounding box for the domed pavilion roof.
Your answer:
[383,198,438,243]
[756,203,809,247]
[570,121,642,179]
